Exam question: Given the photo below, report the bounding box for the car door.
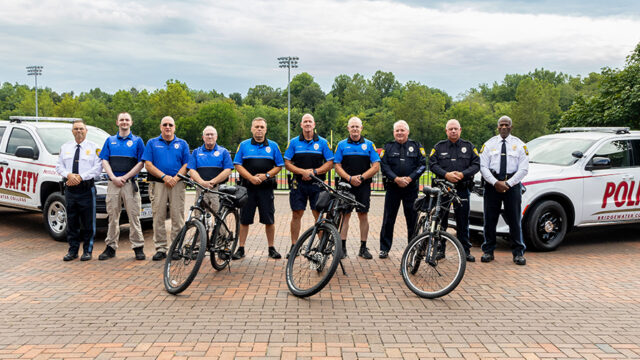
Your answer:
[582,139,635,224]
[1,126,42,208]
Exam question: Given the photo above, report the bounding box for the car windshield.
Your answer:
[527,137,596,166]
[37,126,110,155]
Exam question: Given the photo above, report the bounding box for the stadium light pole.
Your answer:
[278,56,298,143]
[26,65,43,119]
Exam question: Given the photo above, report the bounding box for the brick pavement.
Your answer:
[1,193,639,359]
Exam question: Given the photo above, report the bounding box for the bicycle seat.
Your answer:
[218,185,236,194]
[422,186,440,195]
[337,182,352,190]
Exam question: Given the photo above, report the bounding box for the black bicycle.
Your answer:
[163,174,247,294]
[400,178,467,298]
[285,174,364,298]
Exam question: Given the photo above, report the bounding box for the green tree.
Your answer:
[511,78,560,141]
[149,80,196,121]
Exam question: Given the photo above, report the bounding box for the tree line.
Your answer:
[2,43,638,153]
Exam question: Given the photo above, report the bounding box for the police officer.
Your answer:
[379,120,426,259]
[233,117,284,260]
[284,114,334,258]
[429,119,480,262]
[98,112,146,261]
[188,126,233,213]
[55,119,103,261]
[142,116,190,261]
[334,116,381,260]
[479,115,529,265]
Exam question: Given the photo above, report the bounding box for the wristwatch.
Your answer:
[265,173,271,179]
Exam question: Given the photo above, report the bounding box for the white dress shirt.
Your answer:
[55,139,103,180]
[479,134,529,187]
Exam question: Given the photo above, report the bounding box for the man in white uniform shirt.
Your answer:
[479,115,529,265]
[55,119,103,261]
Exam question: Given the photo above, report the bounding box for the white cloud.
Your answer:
[0,0,638,96]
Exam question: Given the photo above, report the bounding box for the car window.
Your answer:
[0,126,5,139]
[527,137,596,166]
[592,140,630,168]
[6,128,39,158]
[630,140,640,167]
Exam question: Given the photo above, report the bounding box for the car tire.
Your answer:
[42,192,67,242]
[524,200,568,251]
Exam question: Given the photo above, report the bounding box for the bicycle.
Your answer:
[285,174,365,298]
[163,174,247,294]
[400,178,467,298]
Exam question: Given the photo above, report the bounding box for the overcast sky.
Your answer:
[1,0,639,99]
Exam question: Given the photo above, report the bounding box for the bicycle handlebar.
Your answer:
[176,173,237,200]
[309,174,365,209]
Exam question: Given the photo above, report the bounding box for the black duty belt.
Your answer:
[65,179,95,193]
[490,171,516,181]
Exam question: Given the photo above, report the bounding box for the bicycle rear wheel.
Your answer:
[210,208,239,271]
[400,231,466,298]
[285,223,342,298]
[163,219,207,294]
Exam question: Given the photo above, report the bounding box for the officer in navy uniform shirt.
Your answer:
[55,119,103,262]
[142,116,190,261]
[429,119,480,262]
[379,120,426,259]
[188,126,233,213]
[334,116,381,260]
[284,114,334,258]
[479,115,529,265]
[99,112,146,261]
[232,117,284,260]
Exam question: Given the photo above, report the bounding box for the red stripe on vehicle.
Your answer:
[11,159,56,168]
[522,173,617,186]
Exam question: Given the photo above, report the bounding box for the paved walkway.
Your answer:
[1,193,639,359]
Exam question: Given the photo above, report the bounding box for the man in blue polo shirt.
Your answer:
[284,113,334,258]
[142,116,190,261]
[232,117,284,260]
[188,125,233,213]
[334,116,381,260]
[98,112,146,261]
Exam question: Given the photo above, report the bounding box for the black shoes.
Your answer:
[98,246,116,260]
[63,253,78,261]
[152,251,166,261]
[268,247,282,259]
[466,253,476,262]
[133,247,146,260]
[80,252,92,261]
[358,246,372,260]
[379,250,389,259]
[481,253,494,262]
[341,248,348,259]
[232,247,245,260]
[513,255,527,266]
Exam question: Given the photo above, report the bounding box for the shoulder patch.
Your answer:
[480,144,485,153]
[473,148,479,156]
[429,148,436,157]
[236,144,241,152]
[96,148,101,156]
[380,149,385,158]
[372,143,377,150]
[523,145,529,156]
[420,147,426,156]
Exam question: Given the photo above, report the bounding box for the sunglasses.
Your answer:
[162,123,174,127]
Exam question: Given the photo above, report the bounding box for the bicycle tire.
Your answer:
[412,214,427,241]
[400,230,466,299]
[210,208,239,271]
[163,219,207,294]
[285,223,342,298]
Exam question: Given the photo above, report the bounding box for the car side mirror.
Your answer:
[15,146,38,159]
[585,156,611,171]
[571,151,583,159]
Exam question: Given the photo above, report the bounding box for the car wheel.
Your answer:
[524,200,568,251]
[43,192,67,242]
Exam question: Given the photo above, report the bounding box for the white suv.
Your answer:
[461,127,640,251]
[0,117,152,241]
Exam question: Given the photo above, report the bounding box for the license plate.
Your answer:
[140,206,153,219]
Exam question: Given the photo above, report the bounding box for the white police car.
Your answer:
[0,117,152,241]
[463,127,640,251]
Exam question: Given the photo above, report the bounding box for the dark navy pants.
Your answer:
[439,188,473,252]
[481,183,526,256]
[379,184,418,252]
[65,186,96,255]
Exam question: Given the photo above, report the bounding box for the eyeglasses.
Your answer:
[162,123,174,127]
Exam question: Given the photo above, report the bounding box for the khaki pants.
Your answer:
[105,181,144,249]
[150,181,186,253]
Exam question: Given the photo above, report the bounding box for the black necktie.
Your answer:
[72,144,80,174]
[499,140,507,180]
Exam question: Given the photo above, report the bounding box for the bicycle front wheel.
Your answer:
[400,231,466,299]
[210,208,239,271]
[164,219,207,294]
[285,223,342,298]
